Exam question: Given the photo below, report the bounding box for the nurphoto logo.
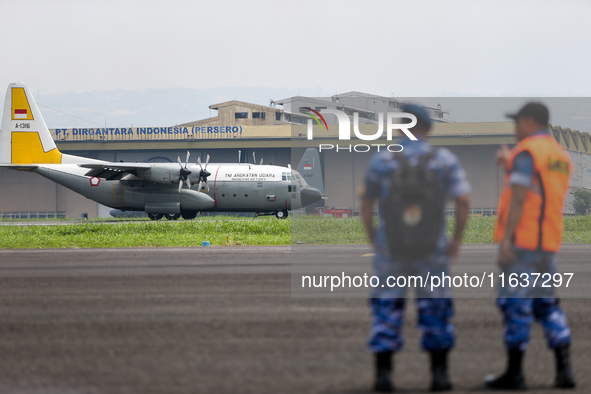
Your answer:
[303,107,418,153]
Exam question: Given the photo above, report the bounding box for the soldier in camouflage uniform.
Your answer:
[361,104,471,392]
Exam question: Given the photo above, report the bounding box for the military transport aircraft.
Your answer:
[0,82,323,219]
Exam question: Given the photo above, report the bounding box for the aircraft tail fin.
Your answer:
[0,82,63,164]
[297,148,325,195]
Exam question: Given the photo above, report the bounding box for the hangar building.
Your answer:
[1,93,590,218]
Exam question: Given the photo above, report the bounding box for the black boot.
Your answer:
[485,349,527,390]
[430,350,452,392]
[374,351,394,392]
[554,345,576,388]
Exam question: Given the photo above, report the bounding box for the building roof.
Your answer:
[208,100,282,112]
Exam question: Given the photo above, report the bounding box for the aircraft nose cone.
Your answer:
[300,186,322,207]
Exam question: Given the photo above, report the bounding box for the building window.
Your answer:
[235,112,248,119]
[252,112,266,119]
[275,112,281,121]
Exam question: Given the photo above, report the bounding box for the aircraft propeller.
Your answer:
[252,151,263,165]
[197,154,211,192]
[177,151,192,193]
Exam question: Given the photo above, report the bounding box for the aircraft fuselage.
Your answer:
[33,163,316,215]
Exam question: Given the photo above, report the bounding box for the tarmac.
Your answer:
[0,245,589,393]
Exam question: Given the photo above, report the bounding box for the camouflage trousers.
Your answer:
[497,297,571,350]
[496,247,571,350]
[368,297,454,353]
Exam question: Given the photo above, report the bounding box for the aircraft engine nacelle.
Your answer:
[180,189,215,210]
[139,167,179,184]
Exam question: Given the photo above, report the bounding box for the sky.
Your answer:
[1,0,591,127]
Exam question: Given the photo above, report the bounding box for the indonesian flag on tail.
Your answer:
[304,164,312,170]
[14,109,27,119]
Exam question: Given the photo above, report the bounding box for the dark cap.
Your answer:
[506,102,549,125]
[401,103,432,128]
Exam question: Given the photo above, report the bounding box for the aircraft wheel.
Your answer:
[166,213,181,220]
[148,213,163,220]
[275,210,289,219]
[181,211,197,220]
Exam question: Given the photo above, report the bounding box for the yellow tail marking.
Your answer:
[11,88,34,120]
[12,132,62,164]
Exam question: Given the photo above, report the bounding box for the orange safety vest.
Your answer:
[494,134,572,252]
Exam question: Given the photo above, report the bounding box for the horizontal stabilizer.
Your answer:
[0,164,38,171]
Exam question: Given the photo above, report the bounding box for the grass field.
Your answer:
[0,218,289,249]
[0,215,590,249]
[290,215,497,244]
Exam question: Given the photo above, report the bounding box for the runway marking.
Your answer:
[362,253,375,257]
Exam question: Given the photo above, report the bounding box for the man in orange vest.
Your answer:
[486,103,576,390]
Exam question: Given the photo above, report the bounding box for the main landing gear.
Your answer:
[147,212,195,220]
[181,211,197,220]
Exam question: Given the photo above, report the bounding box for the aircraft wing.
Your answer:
[79,163,152,180]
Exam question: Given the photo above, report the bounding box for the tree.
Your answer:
[571,189,591,215]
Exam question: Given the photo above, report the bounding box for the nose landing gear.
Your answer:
[275,210,289,219]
